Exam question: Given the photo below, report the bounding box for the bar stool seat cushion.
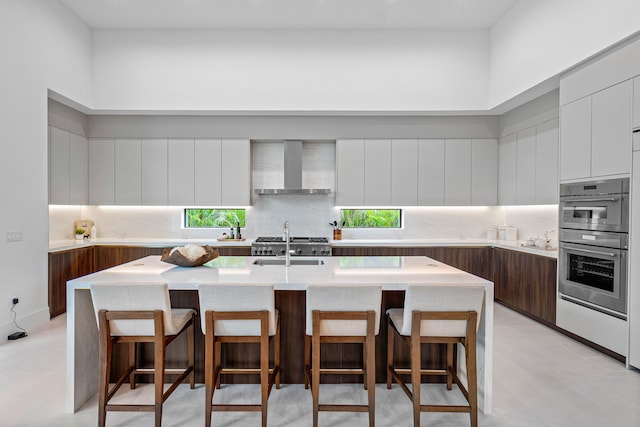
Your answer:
[389,285,485,337]
[305,285,382,336]
[198,284,278,336]
[90,283,195,336]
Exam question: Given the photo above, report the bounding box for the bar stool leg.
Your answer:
[215,340,222,390]
[204,313,215,427]
[154,337,165,427]
[447,342,454,391]
[304,335,311,390]
[312,312,321,427]
[260,314,269,427]
[467,338,478,427]
[188,317,195,389]
[386,316,394,389]
[275,318,281,389]
[129,342,136,389]
[411,314,421,427]
[366,332,376,427]
[97,328,111,427]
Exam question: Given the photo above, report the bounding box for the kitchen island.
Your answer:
[66,255,493,414]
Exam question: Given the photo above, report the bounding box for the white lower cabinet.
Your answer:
[557,298,627,356]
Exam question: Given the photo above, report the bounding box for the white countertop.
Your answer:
[68,255,493,291]
[50,237,557,258]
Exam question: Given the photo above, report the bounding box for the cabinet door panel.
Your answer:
[391,139,418,206]
[141,139,168,205]
[364,139,391,205]
[115,138,142,205]
[336,139,365,205]
[498,134,517,205]
[560,97,591,181]
[591,80,632,177]
[168,139,195,206]
[89,138,115,205]
[444,139,471,205]
[634,76,640,130]
[516,127,536,205]
[471,139,497,206]
[195,139,222,206]
[68,133,88,205]
[221,139,250,206]
[48,247,93,318]
[49,126,70,204]
[535,119,559,204]
[418,139,445,205]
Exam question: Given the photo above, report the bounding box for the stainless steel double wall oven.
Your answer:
[559,178,629,318]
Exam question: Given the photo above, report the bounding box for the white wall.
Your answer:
[92,29,489,112]
[489,0,640,108]
[0,0,91,339]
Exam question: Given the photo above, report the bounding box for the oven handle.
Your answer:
[561,196,618,202]
[561,245,617,257]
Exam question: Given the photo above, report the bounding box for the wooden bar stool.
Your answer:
[90,283,196,427]
[198,284,280,427]
[304,285,382,427]
[386,285,484,427]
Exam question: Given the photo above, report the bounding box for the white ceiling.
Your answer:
[60,0,519,31]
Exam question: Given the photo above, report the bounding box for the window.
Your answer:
[184,209,246,228]
[339,209,401,228]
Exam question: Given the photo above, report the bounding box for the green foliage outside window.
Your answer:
[340,209,401,228]
[184,209,246,228]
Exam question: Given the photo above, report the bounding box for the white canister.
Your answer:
[505,226,518,241]
[487,228,497,240]
[498,225,508,240]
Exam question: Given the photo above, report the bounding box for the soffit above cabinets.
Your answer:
[60,0,518,31]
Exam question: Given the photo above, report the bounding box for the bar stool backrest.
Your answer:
[401,285,485,337]
[306,285,382,336]
[198,284,277,336]
[90,283,174,336]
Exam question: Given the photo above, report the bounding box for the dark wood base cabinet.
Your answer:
[493,248,557,325]
[49,245,251,318]
[48,247,94,318]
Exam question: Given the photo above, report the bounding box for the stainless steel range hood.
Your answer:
[254,140,331,196]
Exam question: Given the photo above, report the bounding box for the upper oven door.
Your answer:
[560,193,628,232]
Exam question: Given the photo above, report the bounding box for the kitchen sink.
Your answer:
[252,259,325,266]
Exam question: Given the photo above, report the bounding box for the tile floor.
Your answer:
[0,304,639,426]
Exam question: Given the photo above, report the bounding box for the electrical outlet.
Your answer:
[12,298,19,305]
[6,231,23,243]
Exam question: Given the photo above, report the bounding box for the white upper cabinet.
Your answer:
[591,79,632,177]
[115,139,142,205]
[141,139,168,205]
[364,139,391,205]
[194,139,222,206]
[516,128,536,205]
[444,139,471,206]
[498,134,517,205]
[417,139,445,205]
[167,139,195,206]
[471,139,497,206]
[49,126,70,204]
[89,138,115,205]
[560,96,591,181]
[220,139,250,206]
[49,127,88,205]
[634,76,640,130]
[336,139,365,206]
[68,132,88,205]
[560,79,633,181]
[535,119,559,204]
[391,139,418,206]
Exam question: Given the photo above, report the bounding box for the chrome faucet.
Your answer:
[283,221,291,267]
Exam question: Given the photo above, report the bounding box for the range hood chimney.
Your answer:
[254,140,331,196]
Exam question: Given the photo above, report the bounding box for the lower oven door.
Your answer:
[559,242,627,315]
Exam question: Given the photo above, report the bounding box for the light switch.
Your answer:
[5,231,23,242]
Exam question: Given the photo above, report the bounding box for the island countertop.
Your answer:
[66,255,494,415]
[68,255,493,291]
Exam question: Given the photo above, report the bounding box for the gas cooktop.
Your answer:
[252,236,331,256]
[255,237,329,243]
